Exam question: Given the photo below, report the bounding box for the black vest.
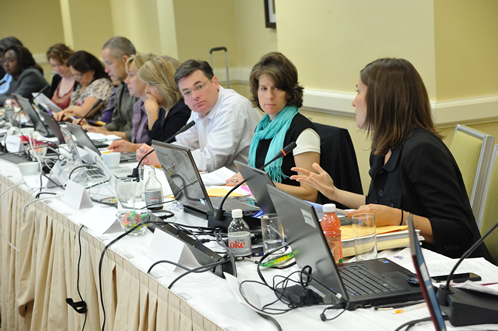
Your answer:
[255,113,316,186]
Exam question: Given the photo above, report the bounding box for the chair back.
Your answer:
[477,145,498,264]
[450,124,494,218]
[313,123,363,209]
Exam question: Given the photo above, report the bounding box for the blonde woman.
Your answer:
[108,56,190,152]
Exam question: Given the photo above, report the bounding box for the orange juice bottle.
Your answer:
[321,204,342,263]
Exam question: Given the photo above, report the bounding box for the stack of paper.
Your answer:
[340,225,424,257]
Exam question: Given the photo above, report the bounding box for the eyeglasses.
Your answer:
[181,80,209,99]
[72,72,84,80]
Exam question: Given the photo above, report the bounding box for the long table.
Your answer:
[1,159,497,331]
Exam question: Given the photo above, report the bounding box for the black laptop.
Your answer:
[408,213,447,330]
[39,111,65,144]
[14,94,54,138]
[65,123,136,162]
[267,185,422,310]
[152,140,260,217]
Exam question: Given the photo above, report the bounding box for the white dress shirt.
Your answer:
[175,86,262,172]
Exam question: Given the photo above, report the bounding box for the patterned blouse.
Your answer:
[70,78,114,119]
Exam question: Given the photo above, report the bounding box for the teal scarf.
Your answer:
[249,106,299,183]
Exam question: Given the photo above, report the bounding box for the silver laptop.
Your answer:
[152,140,260,217]
[267,185,422,310]
[65,123,136,162]
[14,94,54,138]
[235,161,276,215]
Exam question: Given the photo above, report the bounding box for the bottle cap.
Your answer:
[323,203,336,213]
[231,209,243,218]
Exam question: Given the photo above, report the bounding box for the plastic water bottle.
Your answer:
[144,166,163,210]
[227,209,252,257]
[321,203,343,264]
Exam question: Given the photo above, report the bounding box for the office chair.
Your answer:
[312,123,363,209]
[476,144,498,264]
[450,124,494,219]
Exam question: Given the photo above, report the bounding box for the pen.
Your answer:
[261,252,294,267]
[393,302,427,314]
[374,299,425,311]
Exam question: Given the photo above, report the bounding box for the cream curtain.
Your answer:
[0,175,223,330]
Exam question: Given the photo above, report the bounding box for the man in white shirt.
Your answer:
[136,60,261,172]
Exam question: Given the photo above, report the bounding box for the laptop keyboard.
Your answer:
[0,152,33,164]
[339,264,403,296]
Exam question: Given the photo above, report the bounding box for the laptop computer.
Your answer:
[14,94,54,138]
[152,140,260,217]
[65,123,136,162]
[32,92,63,114]
[408,213,447,330]
[235,161,276,215]
[267,185,422,310]
[39,111,65,144]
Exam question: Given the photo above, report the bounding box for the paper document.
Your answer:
[201,167,236,186]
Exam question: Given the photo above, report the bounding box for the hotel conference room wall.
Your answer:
[1,0,497,192]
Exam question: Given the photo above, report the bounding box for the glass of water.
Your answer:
[352,213,378,260]
[261,213,285,255]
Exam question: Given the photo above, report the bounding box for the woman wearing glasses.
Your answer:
[107,55,190,152]
[292,58,492,260]
[226,52,321,202]
[53,51,113,121]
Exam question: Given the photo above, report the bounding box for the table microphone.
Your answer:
[436,221,498,326]
[31,84,50,100]
[129,121,196,182]
[210,142,297,222]
[76,99,102,125]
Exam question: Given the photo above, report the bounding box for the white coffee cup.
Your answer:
[102,152,120,168]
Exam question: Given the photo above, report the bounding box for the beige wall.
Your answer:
[59,0,113,56]
[173,0,239,70]
[233,0,278,68]
[434,0,498,100]
[275,0,437,98]
[0,0,64,54]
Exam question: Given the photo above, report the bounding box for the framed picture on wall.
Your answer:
[265,0,276,28]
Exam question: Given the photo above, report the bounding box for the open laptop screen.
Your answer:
[14,94,49,136]
[408,213,446,331]
[152,140,214,213]
[66,123,101,155]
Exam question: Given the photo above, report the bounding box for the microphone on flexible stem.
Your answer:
[209,142,297,224]
[128,121,196,182]
[435,221,498,326]
[76,99,102,125]
[32,84,50,101]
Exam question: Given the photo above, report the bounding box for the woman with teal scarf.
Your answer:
[226,52,321,202]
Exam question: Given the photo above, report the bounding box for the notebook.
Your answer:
[14,94,54,138]
[234,161,276,215]
[152,140,260,217]
[408,213,447,330]
[267,185,422,310]
[65,123,136,162]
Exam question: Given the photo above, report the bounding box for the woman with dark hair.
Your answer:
[292,58,492,261]
[0,37,23,94]
[0,44,50,106]
[226,52,321,202]
[46,43,78,109]
[54,51,113,121]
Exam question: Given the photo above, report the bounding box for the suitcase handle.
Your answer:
[209,47,227,54]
